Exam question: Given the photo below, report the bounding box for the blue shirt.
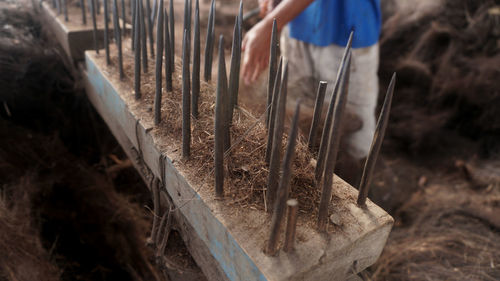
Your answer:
[289,0,381,48]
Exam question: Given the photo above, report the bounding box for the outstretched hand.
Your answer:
[241,19,272,85]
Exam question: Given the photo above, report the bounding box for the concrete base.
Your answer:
[82,50,394,281]
[39,1,130,62]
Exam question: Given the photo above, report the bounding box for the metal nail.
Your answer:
[264,57,282,164]
[308,81,327,151]
[266,19,278,128]
[214,35,227,198]
[169,0,175,71]
[145,0,154,58]
[134,0,141,99]
[164,9,173,92]
[203,0,215,81]
[317,52,352,231]
[283,199,298,252]
[104,0,110,65]
[357,73,396,206]
[182,30,191,159]
[191,0,200,118]
[90,0,99,54]
[112,0,124,79]
[266,61,288,210]
[80,0,87,24]
[266,100,300,255]
[314,32,353,182]
[139,0,148,72]
[154,0,164,125]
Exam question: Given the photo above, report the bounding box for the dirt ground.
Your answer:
[0,0,499,280]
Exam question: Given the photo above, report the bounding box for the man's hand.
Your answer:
[241,18,272,85]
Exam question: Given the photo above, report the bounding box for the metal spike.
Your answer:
[314,32,353,181]
[183,0,191,59]
[154,0,164,125]
[139,0,148,72]
[104,0,110,65]
[238,0,243,43]
[131,0,136,50]
[266,61,288,210]
[52,0,56,9]
[191,0,200,118]
[203,0,215,81]
[357,73,396,206]
[308,81,327,151]
[182,30,191,159]
[113,0,124,79]
[145,0,154,58]
[90,0,99,54]
[266,19,278,127]
[164,9,173,92]
[283,199,298,252]
[56,0,61,14]
[264,57,282,164]
[80,0,87,24]
[134,0,141,99]
[151,0,157,24]
[214,35,227,198]
[266,100,300,255]
[228,15,241,119]
[317,52,352,231]
[121,0,126,37]
[63,0,68,21]
[169,0,175,71]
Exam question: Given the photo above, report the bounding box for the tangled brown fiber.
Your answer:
[369,183,500,280]
[379,0,500,157]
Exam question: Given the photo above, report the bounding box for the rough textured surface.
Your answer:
[83,51,393,281]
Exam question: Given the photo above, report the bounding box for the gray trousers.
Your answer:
[281,26,380,160]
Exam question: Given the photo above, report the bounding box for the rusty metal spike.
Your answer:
[266,19,278,128]
[134,0,141,99]
[154,0,164,125]
[121,0,126,37]
[191,0,200,118]
[317,52,352,232]
[131,0,136,50]
[214,35,227,198]
[90,0,99,54]
[182,30,191,159]
[203,0,215,81]
[266,61,288,210]
[139,0,148,72]
[308,81,327,151]
[112,0,124,79]
[164,9,173,92]
[265,57,282,164]
[103,0,110,65]
[169,0,175,71]
[63,0,68,21]
[283,199,299,252]
[357,73,396,206]
[314,32,353,181]
[266,100,300,256]
[80,0,87,25]
[228,15,241,117]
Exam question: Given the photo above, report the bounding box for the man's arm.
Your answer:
[241,0,315,85]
